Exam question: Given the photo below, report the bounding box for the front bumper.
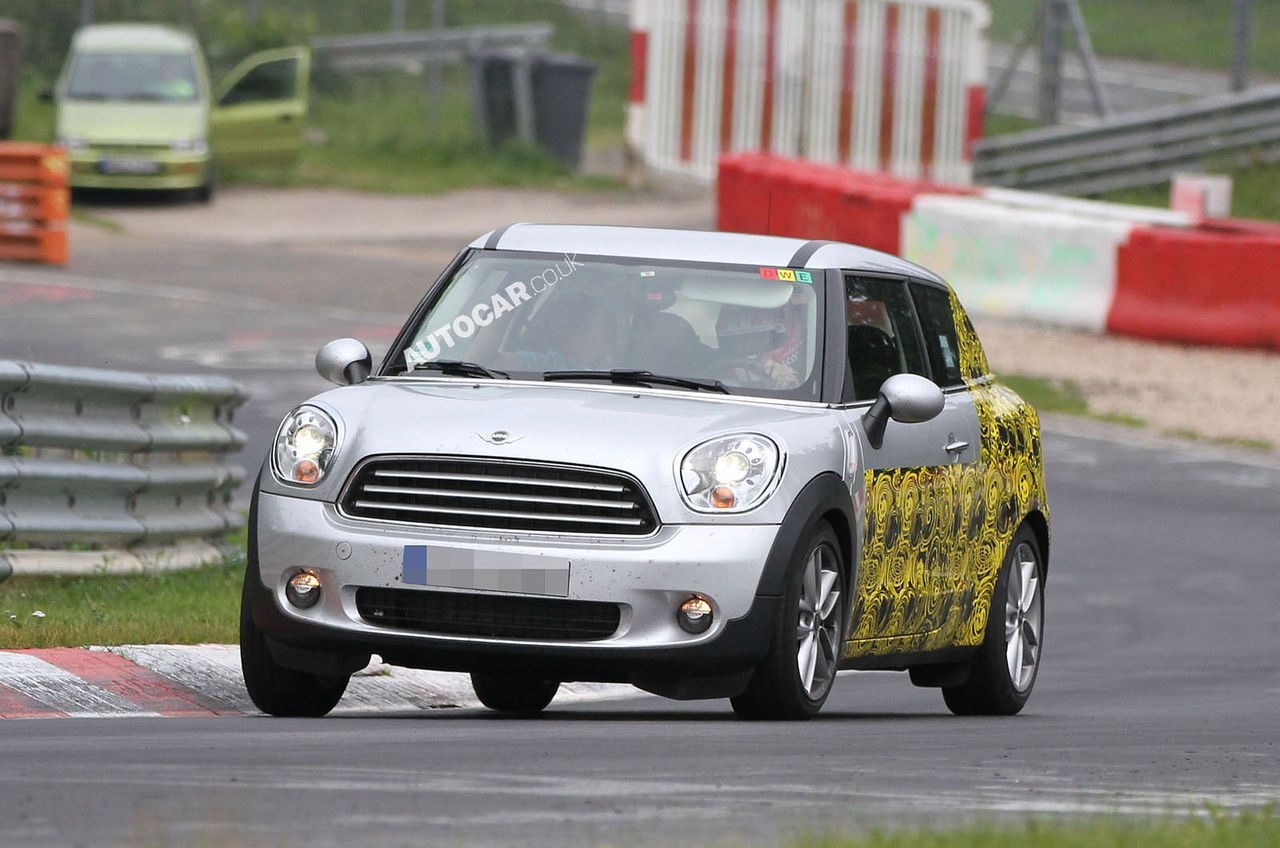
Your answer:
[251,491,785,682]
[68,151,210,190]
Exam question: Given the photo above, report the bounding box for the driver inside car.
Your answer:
[715,298,808,390]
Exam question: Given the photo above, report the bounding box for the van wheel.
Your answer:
[239,573,348,717]
[731,524,846,720]
[471,673,559,715]
[943,525,1045,716]
[193,167,216,203]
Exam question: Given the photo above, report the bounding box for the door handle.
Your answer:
[944,440,970,455]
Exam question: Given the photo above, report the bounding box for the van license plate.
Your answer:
[98,158,162,175]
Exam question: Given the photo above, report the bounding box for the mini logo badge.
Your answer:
[478,430,522,445]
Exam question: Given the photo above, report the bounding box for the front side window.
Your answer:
[911,283,964,387]
[220,58,298,105]
[391,252,825,402]
[65,51,199,103]
[843,276,927,402]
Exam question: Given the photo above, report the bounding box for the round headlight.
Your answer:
[679,434,781,513]
[273,405,340,486]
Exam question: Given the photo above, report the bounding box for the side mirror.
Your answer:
[861,373,945,450]
[316,338,372,386]
[39,88,54,103]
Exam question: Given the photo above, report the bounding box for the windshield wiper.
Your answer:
[411,360,509,379]
[542,369,730,394]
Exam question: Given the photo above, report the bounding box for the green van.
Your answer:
[51,24,309,201]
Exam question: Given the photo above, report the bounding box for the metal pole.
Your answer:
[1232,0,1253,93]
[246,0,260,28]
[391,0,406,31]
[1037,0,1064,125]
[1064,0,1111,117]
[80,0,94,25]
[986,14,1040,116]
[427,0,445,135]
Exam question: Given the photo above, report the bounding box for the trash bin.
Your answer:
[469,50,596,169]
[468,51,519,150]
[531,53,596,168]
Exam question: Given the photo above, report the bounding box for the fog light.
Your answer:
[285,569,322,609]
[676,595,713,634]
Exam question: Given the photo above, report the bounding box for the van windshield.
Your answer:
[66,52,199,103]
[392,251,826,402]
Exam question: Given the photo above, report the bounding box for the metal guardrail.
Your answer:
[0,360,247,577]
[974,84,1280,195]
[311,23,554,71]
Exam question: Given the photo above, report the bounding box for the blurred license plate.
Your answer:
[98,158,162,175]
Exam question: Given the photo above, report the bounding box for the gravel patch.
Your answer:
[977,318,1280,451]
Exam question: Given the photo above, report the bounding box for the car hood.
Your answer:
[263,379,846,525]
[57,100,207,145]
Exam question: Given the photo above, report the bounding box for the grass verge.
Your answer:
[0,560,244,649]
[987,0,1280,76]
[0,523,247,649]
[1101,157,1280,222]
[999,374,1145,428]
[794,809,1280,848]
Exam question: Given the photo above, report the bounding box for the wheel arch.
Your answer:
[754,472,859,598]
[1023,509,1051,579]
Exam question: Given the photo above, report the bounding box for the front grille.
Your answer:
[340,456,659,536]
[356,587,621,641]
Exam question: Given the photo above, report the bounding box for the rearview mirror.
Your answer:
[316,338,372,386]
[861,373,945,449]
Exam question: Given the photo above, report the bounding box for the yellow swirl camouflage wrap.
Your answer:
[844,292,1048,659]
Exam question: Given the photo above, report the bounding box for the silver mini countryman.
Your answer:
[243,225,1050,720]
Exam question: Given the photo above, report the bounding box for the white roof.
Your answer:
[470,224,945,284]
[72,24,197,54]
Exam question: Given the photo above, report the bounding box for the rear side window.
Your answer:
[911,283,964,387]
[843,276,928,402]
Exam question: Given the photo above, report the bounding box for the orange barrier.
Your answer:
[0,143,69,265]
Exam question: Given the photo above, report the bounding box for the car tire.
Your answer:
[239,574,349,717]
[470,673,560,715]
[193,167,216,204]
[731,524,847,721]
[942,524,1045,716]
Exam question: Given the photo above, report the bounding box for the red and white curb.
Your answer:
[0,645,641,719]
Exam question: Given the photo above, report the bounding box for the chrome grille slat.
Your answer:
[351,500,646,526]
[371,469,625,493]
[342,457,659,536]
[360,484,638,510]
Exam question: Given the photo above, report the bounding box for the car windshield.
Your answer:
[65,51,199,103]
[393,251,825,402]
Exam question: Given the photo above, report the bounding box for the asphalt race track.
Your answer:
[2,221,1279,846]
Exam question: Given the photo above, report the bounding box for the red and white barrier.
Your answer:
[718,153,1280,350]
[630,0,989,183]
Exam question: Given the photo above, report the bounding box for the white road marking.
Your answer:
[0,652,159,718]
